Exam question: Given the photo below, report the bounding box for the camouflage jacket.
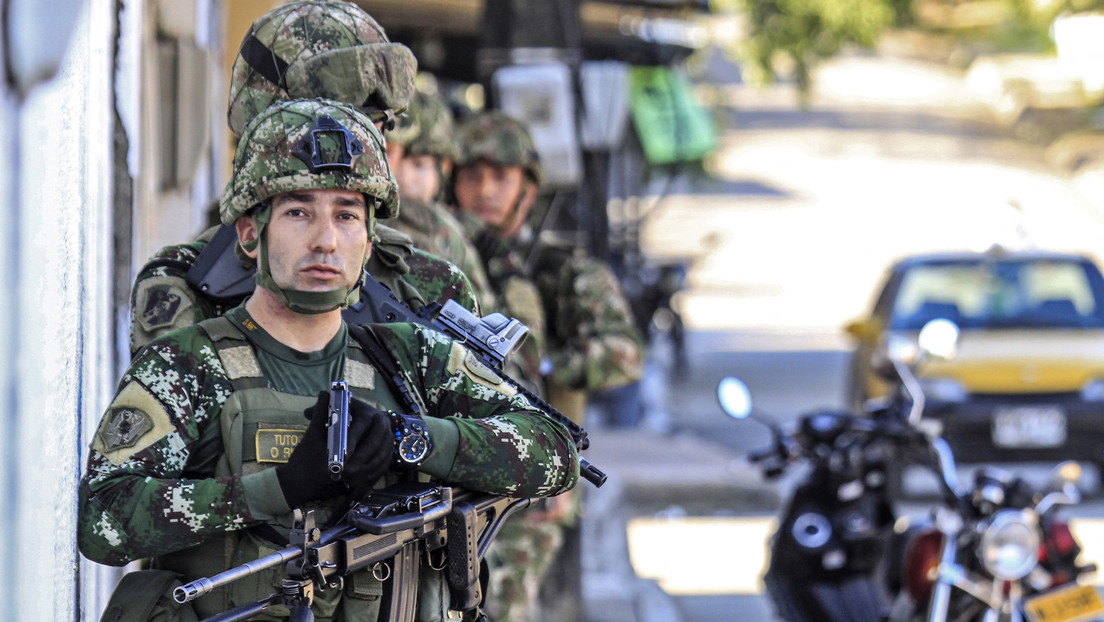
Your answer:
[387,197,497,312]
[452,212,546,393]
[129,224,479,357]
[77,321,580,566]
[526,231,645,392]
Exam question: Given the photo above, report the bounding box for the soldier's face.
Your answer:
[453,161,531,235]
[240,188,371,294]
[388,143,443,204]
[398,154,443,203]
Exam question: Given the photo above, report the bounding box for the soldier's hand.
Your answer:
[275,392,347,507]
[343,398,395,500]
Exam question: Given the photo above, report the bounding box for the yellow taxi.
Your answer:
[845,248,1104,469]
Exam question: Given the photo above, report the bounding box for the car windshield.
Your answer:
[887,257,1104,330]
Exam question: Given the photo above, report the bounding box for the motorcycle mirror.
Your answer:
[1049,461,1083,489]
[917,318,959,361]
[717,377,753,420]
[1037,461,1084,515]
[886,334,920,366]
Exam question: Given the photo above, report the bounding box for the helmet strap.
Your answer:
[496,185,533,239]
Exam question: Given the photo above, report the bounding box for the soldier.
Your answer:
[453,111,645,420]
[78,99,580,621]
[383,89,497,311]
[130,0,480,357]
[442,116,549,395]
[451,111,645,621]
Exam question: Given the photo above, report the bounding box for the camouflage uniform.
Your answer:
[82,99,579,621]
[526,230,645,419]
[455,112,643,622]
[130,0,480,356]
[129,223,479,357]
[384,90,497,312]
[452,210,547,395]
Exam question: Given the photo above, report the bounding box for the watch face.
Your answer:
[399,434,429,463]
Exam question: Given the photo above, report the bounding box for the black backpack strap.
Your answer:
[185,224,257,303]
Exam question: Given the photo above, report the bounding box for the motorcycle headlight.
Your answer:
[979,510,1040,581]
[921,377,968,403]
[1081,379,1104,402]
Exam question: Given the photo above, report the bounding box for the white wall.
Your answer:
[2,0,228,617]
[8,0,119,619]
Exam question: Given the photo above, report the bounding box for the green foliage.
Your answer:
[724,0,898,96]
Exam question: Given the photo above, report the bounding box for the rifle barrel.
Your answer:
[174,545,303,604]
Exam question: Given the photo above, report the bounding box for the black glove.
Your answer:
[342,398,395,500]
[275,392,348,508]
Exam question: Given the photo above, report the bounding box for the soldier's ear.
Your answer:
[236,216,260,259]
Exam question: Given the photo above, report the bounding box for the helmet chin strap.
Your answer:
[494,186,531,239]
[246,204,372,314]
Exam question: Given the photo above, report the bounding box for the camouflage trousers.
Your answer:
[484,512,565,622]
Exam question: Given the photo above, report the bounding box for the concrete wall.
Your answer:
[0,0,224,619]
[2,0,119,618]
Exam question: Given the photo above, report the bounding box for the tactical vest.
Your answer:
[152,317,450,621]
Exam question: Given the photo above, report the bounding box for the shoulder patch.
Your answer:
[134,276,194,332]
[92,382,177,465]
[99,407,153,451]
[446,342,517,396]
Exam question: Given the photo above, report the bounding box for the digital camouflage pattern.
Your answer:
[227,0,416,137]
[485,517,563,622]
[389,196,497,313]
[370,223,481,313]
[529,233,645,392]
[128,223,480,357]
[453,211,546,393]
[221,99,398,224]
[387,90,458,161]
[79,321,580,567]
[383,90,496,309]
[454,111,542,186]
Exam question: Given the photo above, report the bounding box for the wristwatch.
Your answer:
[390,412,432,470]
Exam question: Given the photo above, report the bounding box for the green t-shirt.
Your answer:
[223,304,346,396]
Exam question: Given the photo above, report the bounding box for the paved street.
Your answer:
[581,47,1104,621]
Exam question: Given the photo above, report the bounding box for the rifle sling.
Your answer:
[348,324,425,418]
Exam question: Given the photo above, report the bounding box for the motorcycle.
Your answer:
[720,318,1104,622]
[882,321,1104,622]
[717,377,906,621]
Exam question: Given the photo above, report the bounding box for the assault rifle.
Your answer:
[187,224,606,487]
[350,276,607,487]
[175,482,528,622]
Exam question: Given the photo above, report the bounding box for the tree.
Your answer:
[716,0,899,100]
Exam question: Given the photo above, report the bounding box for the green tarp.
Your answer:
[628,65,717,165]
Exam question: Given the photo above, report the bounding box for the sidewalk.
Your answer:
[579,426,779,622]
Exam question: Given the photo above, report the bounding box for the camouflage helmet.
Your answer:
[454,111,542,186]
[221,98,398,224]
[220,98,396,314]
[227,0,416,137]
[386,90,458,161]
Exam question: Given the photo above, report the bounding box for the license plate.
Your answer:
[1024,583,1104,622]
[992,406,1067,448]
